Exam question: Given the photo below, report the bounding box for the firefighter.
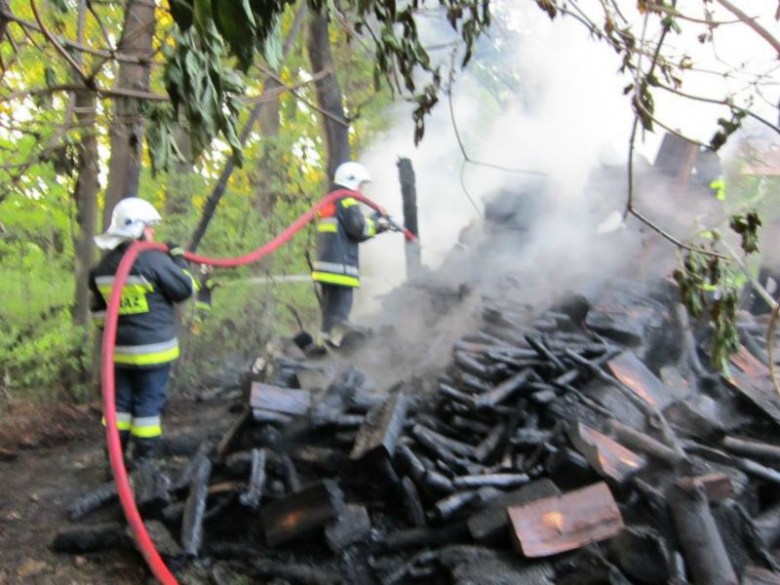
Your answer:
[311,161,391,349]
[89,197,197,464]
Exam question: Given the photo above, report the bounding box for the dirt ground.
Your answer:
[0,397,228,585]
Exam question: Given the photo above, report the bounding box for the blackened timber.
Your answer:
[278,454,303,493]
[433,490,481,521]
[668,478,738,585]
[350,391,407,460]
[395,444,426,482]
[474,423,506,463]
[473,368,533,409]
[66,481,117,521]
[181,455,212,557]
[401,476,427,526]
[412,424,474,459]
[449,415,492,437]
[439,384,476,407]
[145,519,183,559]
[252,409,293,425]
[722,436,780,464]
[755,503,780,549]
[132,461,172,515]
[377,522,470,552]
[249,382,311,416]
[216,407,250,459]
[525,335,565,372]
[422,469,455,495]
[252,560,341,585]
[397,157,422,279]
[52,522,131,553]
[260,480,344,546]
[737,458,780,485]
[325,504,371,551]
[238,449,266,509]
[467,479,560,543]
[607,419,687,467]
[173,442,214,492]
[454,351,499,382]
[458,373,494,394]
[453,474,530,489]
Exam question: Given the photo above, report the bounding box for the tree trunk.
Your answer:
[102,0,156,229]
[72,1,99,389]
[306,12,350,181]
[72,90,99,330]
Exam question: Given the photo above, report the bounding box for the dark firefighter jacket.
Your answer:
[312,187,377,287]
[89,243,196,367]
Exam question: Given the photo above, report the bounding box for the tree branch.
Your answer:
[29,0,93,87]
[1,7,151,64]
[713,0,780,57]
[1,83,168,102]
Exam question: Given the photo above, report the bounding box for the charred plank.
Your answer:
[260,480,344,546]
[180,455,212,557]
[238,448,266,509]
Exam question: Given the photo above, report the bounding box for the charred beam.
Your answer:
[668,478,738,585]
[473,368,533,409]
[260,480,344,546]
[238,449,267,509]
[66,481,117,521]
[325,504,371,551]
[52,522,131,553]
[351,391,407,461]
[181,455,212,557]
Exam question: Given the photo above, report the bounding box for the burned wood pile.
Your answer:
[55,280,780,584]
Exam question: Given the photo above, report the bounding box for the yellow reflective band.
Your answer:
[195,301,212,312]
[101,416,132,431]
[98,283,153,316]
[341,197,358,208]
[364,218,376,237]
[317,223,338,233]
[183,269,199,292]
[131,425,162,438]
[114,345,180,366]
[311,271,360,287]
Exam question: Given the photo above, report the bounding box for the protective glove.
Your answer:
[375,216,392,234]
[167,242,188,268]
[195,268,218,311]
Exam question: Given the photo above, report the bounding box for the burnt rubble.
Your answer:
[54,279,780,584]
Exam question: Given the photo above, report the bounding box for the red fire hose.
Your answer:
[101,192,415,584]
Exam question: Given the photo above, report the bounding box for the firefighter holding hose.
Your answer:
[311,161,395,350]
[89,197,208,465]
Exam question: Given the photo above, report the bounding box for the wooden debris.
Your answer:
[508,482,624,557]
[260,480,344,546]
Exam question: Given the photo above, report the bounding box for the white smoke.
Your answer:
[351,0,780,318]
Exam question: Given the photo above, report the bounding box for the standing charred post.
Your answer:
[397,158,422,279]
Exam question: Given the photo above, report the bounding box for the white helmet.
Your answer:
[94,197,162,250]
[334,161,371,191]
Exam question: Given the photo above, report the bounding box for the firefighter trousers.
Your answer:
[319,283,354,334]
[113,364,171,461]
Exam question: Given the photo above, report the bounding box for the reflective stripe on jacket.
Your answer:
[312,188,376,288]
[88,243,195,368]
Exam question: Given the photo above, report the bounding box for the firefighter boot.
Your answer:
[330,321,370,352]
[133,436,160,465]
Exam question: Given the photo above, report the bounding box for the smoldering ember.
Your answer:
[48,141,780,585]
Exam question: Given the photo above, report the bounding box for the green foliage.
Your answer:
[730,212,761,255]
[710,110,747,152]
[673,248,741,372]
[159,24,246,170]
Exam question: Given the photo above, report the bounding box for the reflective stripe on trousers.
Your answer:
[114,338,180,366]
[311,271,360,287]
